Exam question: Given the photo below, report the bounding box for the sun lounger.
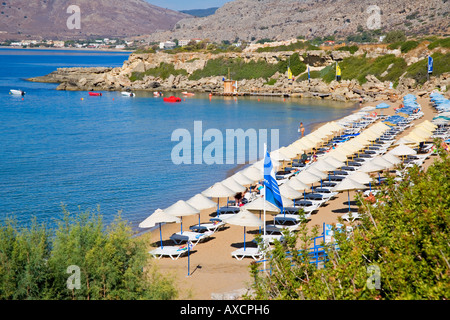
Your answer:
[190,220,225,233]
[231,247,264,260]
[170,230,213,245]
[149,245,189,260]
[341,211,361,222]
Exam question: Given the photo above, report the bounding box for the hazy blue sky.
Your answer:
[146,0,233,11]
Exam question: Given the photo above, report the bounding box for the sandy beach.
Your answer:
[138,92,444,300]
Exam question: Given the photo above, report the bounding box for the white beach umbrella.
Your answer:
[388,144,417,157]
[358,161,384,173]
[326,149,348,162]
[306,166,328,180]
[225,209,264,251]
[242,166,264,182]
[222,177,246,193]
[270,150,291,162]
[332,177,367,212]
[231,171,254,186]
[139,208,181,249]
[371,156,396,170]
[243,197,281,214]
[279,183,303,200]
[286,177,310,192]
[381,153,401,166]
[295,170,321,185]
[310,159,338,172]
[347,171,372,185]
[393,137,417,146]
[281,195,294,207]
[322,156,345,168]
[164,200,200,234]
[202,182,237,211]
[187,194,217,211]
[202,182,236,198]
[278,146,300,159]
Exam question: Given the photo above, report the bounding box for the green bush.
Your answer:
[405,52,450,84]
[0,208,178,300]
[255,41,319,53]
[337,45,359,54]
[251,150,450,300]
[428,37,450,50]
[188,55,306,81]
[129,62,188,81]
[400,40,419,53]
[384,30,407,44]
[319,54,407,84]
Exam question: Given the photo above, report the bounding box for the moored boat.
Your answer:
[10,89,25,96]
[121,91,134,97]
[88,92,102,96]
[163,96,181,103]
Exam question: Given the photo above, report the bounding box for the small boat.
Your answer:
[10,89,25,96]
[88,92,102,96]
[163,96,181,103]
[121,91,134,97]
[182,91,195,96]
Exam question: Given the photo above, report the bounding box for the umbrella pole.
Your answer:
[244,226,246,251]
[348,190,351,212]
[159,224,163,249]
[180,217,183,234]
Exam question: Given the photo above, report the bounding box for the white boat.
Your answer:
[121,91,134,97]
[10,89,25,95]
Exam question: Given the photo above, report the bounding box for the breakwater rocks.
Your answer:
[27,50,449,103]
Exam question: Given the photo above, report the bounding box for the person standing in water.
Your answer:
[299,122,305,137]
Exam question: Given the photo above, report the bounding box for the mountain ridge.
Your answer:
[146,0,450,42]
[0,0,189,40]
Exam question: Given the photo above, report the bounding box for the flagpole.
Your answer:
[263,143,267,272]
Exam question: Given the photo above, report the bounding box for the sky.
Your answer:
[146,0,233,11]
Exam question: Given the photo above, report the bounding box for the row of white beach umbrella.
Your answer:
[139,113,424,249]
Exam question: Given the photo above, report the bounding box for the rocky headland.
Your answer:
[28,42,449,103]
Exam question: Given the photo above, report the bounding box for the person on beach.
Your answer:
[312,148,318,162]
[299,122,305,137]
[359,96,363,108]
[301,151,308,164]
[234,192,243,206]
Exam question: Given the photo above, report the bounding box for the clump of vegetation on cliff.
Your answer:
[129,62,188,82]
[189,53,306,81]
[406,51,450,85]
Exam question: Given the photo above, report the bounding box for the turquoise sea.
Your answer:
[0,48,358,232]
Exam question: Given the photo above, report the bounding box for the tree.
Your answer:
[250,148,450,300]
[384,30,406,44]
[0,207,178,300]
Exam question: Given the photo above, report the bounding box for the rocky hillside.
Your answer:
[0,0,189,40]
[27,40,450,103]
[147,0,450,42]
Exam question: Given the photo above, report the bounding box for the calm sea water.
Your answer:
[0,48,358,232]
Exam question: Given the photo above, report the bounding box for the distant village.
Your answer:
[0,38,136,50]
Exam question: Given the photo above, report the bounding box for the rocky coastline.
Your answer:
[27,48,449,103]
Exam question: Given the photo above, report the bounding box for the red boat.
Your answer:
[163,96,181,103]
[88,92,102,96]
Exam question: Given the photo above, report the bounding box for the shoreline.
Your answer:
[0,46,133,53]
[139,90,446,299]
[132,98,359,239]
